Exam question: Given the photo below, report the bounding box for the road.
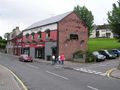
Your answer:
[0,53,120,90]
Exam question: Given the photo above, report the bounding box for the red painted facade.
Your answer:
[13,30,57,55]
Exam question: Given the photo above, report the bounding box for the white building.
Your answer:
[90,24,114,38]
[6,27,21,54]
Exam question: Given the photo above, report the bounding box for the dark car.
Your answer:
[98,50,116,59]
[19,54,33,62]
[111,49,120,57]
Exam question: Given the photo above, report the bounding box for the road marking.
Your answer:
[87,85,98,90]
[0,64,28,90]
[106,68,117,78]
[46,71,69,80]
[73,68,106,76]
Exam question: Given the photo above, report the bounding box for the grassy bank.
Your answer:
[88,38,120,52]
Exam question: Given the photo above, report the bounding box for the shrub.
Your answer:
[73,50,84,59]
[86,52,96,62]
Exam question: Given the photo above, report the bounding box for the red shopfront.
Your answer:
[22,43,45,59]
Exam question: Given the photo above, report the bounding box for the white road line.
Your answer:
[87,70,94,73]
[100,73,106,76]
[94,71,102,74]
[46,71,69,80]
[74,68,106,76]
[87,85,98,90]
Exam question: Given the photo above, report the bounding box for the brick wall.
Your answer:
[58,12,88,60]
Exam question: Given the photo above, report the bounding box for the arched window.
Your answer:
[37,31,42,39]
[45,29,50,39]
[31,32,35,39]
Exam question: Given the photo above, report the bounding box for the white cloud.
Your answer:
[0,0,118,37]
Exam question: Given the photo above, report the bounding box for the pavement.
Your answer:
[0,64,23,90]
[1,53,120,90]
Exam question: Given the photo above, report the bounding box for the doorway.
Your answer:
[35,47,44,59]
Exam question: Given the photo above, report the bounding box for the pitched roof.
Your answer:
[26,11,72,30]
[96,24,109,30]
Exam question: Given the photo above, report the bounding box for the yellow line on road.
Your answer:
[105,68,117,78]
[0,64,28,90]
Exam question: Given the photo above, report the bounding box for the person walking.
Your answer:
[58,55,61,64]
[60,53,65,65]
[52,54,55,65]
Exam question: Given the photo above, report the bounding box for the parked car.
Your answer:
[98,50,116,59]
[111,49,120,57]
[19,54,33,62]
[92,51,106,62]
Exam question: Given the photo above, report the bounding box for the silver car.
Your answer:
[92,51,106,62]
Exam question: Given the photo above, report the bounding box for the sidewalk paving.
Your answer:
[0,65,22,90]
[34,58,92,69]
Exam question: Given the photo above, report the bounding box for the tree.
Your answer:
[108,0,120,41]
[4,33,10,40]
[0,36,2,40]
[74,5,94,37]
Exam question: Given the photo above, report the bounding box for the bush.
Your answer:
[86,52,96,63]
[73,50,85,59]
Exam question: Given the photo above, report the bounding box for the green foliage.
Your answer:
[31,32,35,36]
[86,52,95,62]
[88,38,120,52]
[0,36,2,40]
[0,38,7,49]
[4,32,10,40]
[25,33,29,37]
[108,0,120,40]
[74,5,94,37]
[73,50,85,59]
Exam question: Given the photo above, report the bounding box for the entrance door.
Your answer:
[35,48,44,59]
[23,48,30,56]
[52,47,57,56]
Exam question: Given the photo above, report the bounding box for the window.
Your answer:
[31,32,35,39]
[45,29,50,39]
[37,31,42,39]
[70,34,78,40]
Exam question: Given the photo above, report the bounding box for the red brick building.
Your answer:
[9,11,88,60]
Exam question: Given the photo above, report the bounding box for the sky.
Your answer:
[0,0,118,38]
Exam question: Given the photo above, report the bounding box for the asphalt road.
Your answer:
[0,53,120,90]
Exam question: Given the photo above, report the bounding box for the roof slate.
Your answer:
[26,11,72,30]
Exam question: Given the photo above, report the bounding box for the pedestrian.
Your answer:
[58,55,61,64]
[60,53,65,65]
[52,54,55,65]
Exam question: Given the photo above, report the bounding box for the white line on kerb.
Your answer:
[46,71,69,80]
[87,85,98,90]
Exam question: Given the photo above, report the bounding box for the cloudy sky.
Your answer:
[0,0,118,37]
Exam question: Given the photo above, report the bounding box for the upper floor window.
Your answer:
[31,32,35,39]
[45,29,50,39]
[37,31,42,39]
[70,34,78,40]
[25,33,30,39]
